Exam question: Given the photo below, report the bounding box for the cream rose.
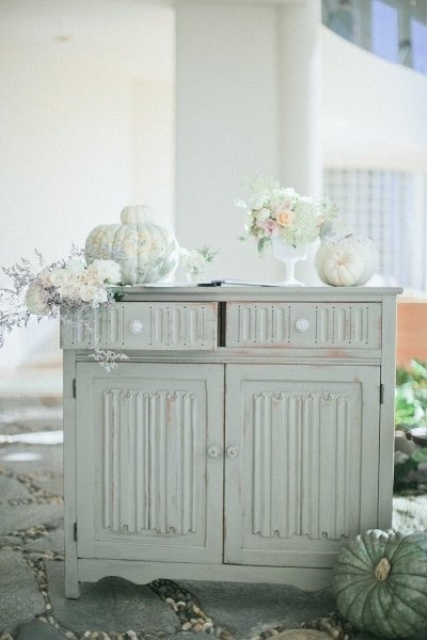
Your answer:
[25,281,50,316]
[275,208,295,228]
[79,285,108,306]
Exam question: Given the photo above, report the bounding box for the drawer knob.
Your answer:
[128,319,144,335]
[207,445,222,458]
[226,445,240,459]
[295,318,310,333]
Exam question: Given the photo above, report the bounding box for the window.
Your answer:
[322,0,427,76]
[324,169,427,290]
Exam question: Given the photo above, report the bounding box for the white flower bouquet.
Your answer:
[180,246,218,279]
[236,177,337,253]
[0,247,126,370]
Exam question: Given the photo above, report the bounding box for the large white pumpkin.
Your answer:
[85,206,180,285]
[315,235,378,287]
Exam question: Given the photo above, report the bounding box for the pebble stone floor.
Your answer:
[0,369,426,640]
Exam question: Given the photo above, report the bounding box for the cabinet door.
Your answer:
[224,364,380,569]
[75,363,224,564]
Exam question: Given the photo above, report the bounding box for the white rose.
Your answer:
[37,268,53,288]
[49,268,73,288]
[252,194,267,210]
[57,283,80,302]
[255,208,270,223]
[81,268,99,286]
[187,251,206,273]
[25,281,50,316]
[85,260,122,284]
[79,285,108,306]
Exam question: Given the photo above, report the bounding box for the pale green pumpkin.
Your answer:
[85,206,179,285]
[332,528,427,639]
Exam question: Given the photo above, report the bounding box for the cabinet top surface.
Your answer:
[118,285,402,303]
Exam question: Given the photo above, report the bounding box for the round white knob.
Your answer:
[128,319,144,335]
[295,318,310,333]
[226,445,240,459]
[207,445,221,458]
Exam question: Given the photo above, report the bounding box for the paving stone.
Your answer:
[0,548,45,633]
[179,581,335,638]
[0,443,63,477]
[15,619,66,640]
[23,527,64,555]
[0,534,21,547]
[274,631,331,640]
[0,395,62,412]
[0,475,33,504]
[0,404,63,434]
[30,473,64,497]
[46,562,179,635]
[0,502,64,536]
[357,631,427,640]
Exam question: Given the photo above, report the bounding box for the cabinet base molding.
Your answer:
[66,559,333,598]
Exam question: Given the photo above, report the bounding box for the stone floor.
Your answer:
[0,369,426,640]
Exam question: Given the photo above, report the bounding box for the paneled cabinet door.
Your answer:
[224,364,381,569]
[75,363,224,564]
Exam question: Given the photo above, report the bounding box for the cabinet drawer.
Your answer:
[225,302,382,349]
[61,302,218,350]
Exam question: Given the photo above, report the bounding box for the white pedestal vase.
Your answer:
[271,236,308,287]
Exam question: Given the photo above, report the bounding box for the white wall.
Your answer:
[322,27,427,172]
[175,1,323,284]
[175,2,280,284]
[0,0,174,373]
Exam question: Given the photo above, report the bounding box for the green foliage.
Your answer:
[395,359,427,431]
[394,360,427,494]
[394,446,427,494]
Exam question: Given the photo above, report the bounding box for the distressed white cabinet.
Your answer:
[61,286,400,598]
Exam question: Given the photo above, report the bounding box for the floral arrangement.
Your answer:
[236,177,338,253]
[0,247,127,370]
[180,246,218,279]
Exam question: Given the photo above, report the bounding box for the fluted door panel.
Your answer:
[224,364,380,568]
[76,363,224,564]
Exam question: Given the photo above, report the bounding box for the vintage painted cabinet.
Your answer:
[61,286,400,598]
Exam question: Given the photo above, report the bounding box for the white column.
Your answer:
[175,0,322,282]
[277,0,323,196]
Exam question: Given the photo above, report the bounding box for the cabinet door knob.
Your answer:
[207,445,221,458]
[226,445,240,459]
[295,318,310,333]
[128,319,144,335]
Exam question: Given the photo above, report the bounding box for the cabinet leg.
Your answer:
[65,557,80,598]
[65,577,81,599]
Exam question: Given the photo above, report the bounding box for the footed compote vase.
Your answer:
[271,236,308,287]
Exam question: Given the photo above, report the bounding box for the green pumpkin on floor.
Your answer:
[332,528,427,639]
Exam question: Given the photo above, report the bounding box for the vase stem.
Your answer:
[271,237,308,287]
[284,259,300,286]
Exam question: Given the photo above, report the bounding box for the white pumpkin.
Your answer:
[315,235,378,287]
[85,206,180,285]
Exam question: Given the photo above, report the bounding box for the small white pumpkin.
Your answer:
[85,206,180,285]
[315,235,378,287]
